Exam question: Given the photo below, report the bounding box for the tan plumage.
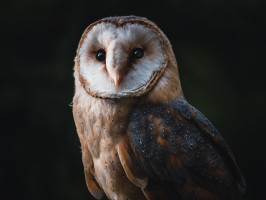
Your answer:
[73,16,245,200]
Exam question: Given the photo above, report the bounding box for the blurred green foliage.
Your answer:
[0,0,265,199]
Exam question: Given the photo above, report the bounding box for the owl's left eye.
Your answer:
[131,48,144,60]
[96,49,106,61]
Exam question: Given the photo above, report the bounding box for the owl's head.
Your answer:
[75,16,181,99]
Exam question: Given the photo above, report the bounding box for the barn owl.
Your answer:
[73,16,245,200]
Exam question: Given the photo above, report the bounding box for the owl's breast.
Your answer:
[74,95,145,199]
[93,142,145,200]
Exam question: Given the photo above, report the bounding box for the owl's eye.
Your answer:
[131,48,144,59]
[96,50,106,61]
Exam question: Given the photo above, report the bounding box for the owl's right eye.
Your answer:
[96,50,106,61]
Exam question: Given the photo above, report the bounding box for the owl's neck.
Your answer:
[74,86,136,131]
[144,60,183,104]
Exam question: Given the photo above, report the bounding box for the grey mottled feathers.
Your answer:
[121,97,245,200]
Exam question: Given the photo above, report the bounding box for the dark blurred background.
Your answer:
[1,0,265,199]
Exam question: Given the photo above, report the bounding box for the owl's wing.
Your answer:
[117,97,245,200]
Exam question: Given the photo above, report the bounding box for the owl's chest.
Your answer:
[84,105,128,159]
[81,103,145,199]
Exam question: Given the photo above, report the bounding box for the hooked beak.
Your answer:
[105,40,125,88]
[105,64,122,88]
[113,73,120,88]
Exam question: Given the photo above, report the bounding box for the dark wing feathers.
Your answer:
[123,97,245,200]
[173,98,246,194]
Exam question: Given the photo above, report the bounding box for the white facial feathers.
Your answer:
[78,22,167,98]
